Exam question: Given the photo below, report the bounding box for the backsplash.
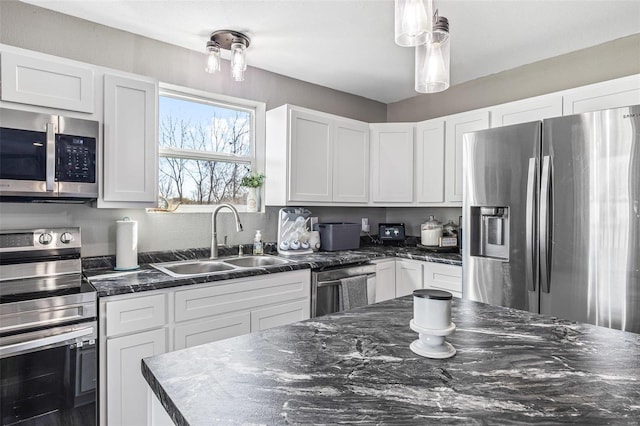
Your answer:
[0,202,460,257]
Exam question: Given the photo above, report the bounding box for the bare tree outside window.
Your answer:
[158,95,253,207]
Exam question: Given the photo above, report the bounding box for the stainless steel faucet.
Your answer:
[210,203,244,259]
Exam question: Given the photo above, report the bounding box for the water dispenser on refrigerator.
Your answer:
[469,207,510,260]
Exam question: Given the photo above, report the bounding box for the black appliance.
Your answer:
[378,223,406,245]
[0,108,98,201]
[0,227,97,426]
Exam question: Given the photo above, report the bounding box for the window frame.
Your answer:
[156,82,266,213]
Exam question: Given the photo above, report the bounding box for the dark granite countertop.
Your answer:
[142,296,640,425]
[84,244,461,297]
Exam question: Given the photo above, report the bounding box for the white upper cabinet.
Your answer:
[333,119,370,203]
[415,118,445,204]
[289,109,333,202]
[562,74,640,115]
[370,123,414,203]
[490,94,563,128]
[0,51,95,113]
[100,73,158,208]
[265,104,370,205]
[445,110,490,203]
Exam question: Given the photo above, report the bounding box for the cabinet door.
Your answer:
[415,119,445,203]
[374,260,396,303]
[174,312,251,350]
[333,120,369,203]
[563,75,640,115]
[0,52,94,113]
[251,299,310,332]
[370,124,414,203]
[395,260,423,297]
[445,111,490,203]
[490,94,563,128]
[288,109,333,202]
[423,263,462,298]
[102,74,158,206]
[106,328,167,426]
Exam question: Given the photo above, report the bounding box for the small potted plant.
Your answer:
[240,171,265,212]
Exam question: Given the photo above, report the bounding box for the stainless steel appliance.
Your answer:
[0,227,97,425]
[311,263,376,317]
[0,108,98,201]
[462,105,640,333]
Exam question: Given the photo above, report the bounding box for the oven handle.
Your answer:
[317,273,376,288]
[0,327,93,358]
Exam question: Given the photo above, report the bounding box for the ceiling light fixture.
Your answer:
[415,13,450,93]
[205,30,251,82]
[394,0,433,47]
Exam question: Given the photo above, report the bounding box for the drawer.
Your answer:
[174,270,309,323]
[174,312,251,350]
[105,293,167,337]
[424,263,462,295]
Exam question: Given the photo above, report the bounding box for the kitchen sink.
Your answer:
[150,255,296,278]
[221,255,294,268]
[151,260,237,277]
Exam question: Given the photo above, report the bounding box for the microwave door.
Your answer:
[0,109,59,197]
[0,126,59,197]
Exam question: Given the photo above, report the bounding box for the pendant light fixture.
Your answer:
[205,30,251,82]
[415,12,450,93]
[394,0,433,47]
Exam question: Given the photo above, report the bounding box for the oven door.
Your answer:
[0,321,97,426]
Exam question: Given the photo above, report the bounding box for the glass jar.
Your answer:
[421,216,442,246]
[442,220,459,238]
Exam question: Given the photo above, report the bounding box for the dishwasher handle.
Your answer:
[316,273,376,288]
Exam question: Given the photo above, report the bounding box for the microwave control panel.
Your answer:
[56,134,96,183]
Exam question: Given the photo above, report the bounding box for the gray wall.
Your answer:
[388,34,640,122]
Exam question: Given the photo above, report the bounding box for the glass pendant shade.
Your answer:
[415,18,450,93]
[205,42,221,74]
[231,41,247,82]
[395,0,433,47]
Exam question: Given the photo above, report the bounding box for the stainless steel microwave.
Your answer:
[0,108,98,201]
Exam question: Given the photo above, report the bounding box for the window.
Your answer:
[157,84,265,211]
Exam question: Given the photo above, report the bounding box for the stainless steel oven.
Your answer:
[0,108,98,201]
[0,227,97,426]
[311,263,377,317]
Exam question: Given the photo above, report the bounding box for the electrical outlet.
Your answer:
[361,218,370,233]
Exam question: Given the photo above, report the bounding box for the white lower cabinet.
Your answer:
[99,270,310,426]
[395,259,424,297]
[174,312,251,350]
[423,263,463,298]
[251,299,309,331]
[105,328,167,426]
[374,259,462,300]
[373,259,396,303]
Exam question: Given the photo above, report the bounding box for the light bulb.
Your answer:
[205,42,220,74]
[415,18,450,93]
[395,0,432,47]
[231,41,247,82]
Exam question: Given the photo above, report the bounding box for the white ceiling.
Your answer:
[20,0,640,103]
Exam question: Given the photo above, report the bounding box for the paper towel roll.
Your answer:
[116,217,139,270]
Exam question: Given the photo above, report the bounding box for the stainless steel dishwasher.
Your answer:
[311,263,377,317]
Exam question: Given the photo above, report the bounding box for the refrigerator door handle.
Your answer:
[525,157,537,292]
[539,155,552,293]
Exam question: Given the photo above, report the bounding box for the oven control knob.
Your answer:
[60,232,74,244]
[38,233,53,245]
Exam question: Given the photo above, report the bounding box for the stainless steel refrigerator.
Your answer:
[462,105,640,334]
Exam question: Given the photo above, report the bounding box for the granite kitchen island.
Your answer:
[142,297,640,425]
